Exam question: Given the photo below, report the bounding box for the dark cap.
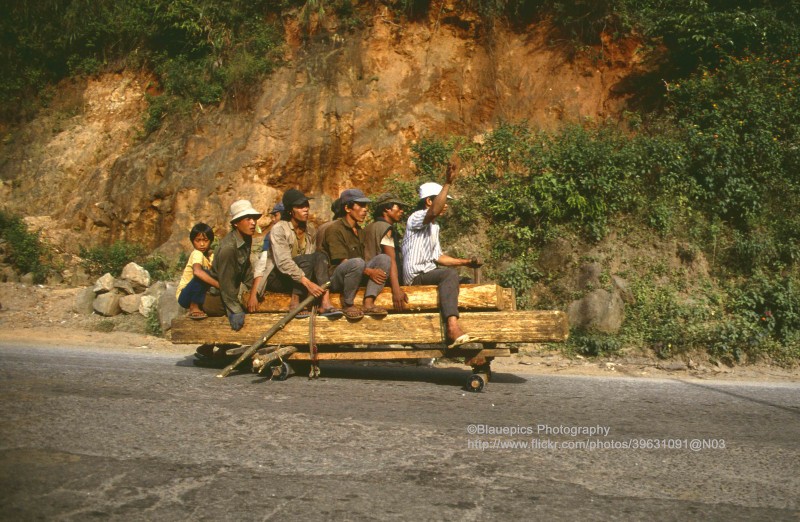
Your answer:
[340,188,371,205]
[373,193,406,208]
[271,202,285,214]
[282,189,312,208]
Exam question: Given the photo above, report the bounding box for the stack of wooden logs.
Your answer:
[171,284,569,362]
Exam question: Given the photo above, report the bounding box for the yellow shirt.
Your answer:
[176,249,214,298]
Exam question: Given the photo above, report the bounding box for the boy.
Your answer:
[176,222,219,319]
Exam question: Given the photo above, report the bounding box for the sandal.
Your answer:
[187,310,208,320]
[447,333,482,349]
[343,306,364,320]
[294,310,310,319]
[318,307,344,318]
[362,305,388,317]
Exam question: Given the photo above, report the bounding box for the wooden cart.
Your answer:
[171,284,569,391]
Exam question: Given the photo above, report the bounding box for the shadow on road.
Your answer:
[177,354,528,389]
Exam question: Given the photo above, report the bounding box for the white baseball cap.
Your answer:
[419,182,454,200]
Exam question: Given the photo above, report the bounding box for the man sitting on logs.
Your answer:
[321,188,392,319]
[402,159,483,348]
[255,189,341,318]
[363,193,409,311]
[205,200,262,331]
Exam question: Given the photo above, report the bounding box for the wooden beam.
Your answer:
[171,310,568,346]
[285,348,512,360]
[241,284,516,313]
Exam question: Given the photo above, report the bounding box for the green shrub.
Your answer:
[0,211,52,283]
[80,241,147,277]
[146,304,162,336]
[141,253,181,282]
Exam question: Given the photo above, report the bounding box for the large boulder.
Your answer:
[158,282,180,332]
[119,293,142,314]
[567,289,625,334]
[113,278,135,295]
[121,262,151,291]
[73,287,96,315]
[93,291,121,316]
[93,273,115,294]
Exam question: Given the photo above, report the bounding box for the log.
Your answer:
[285,348,512,360]
[241,284,516,313]
[252,346,298,373]
[171,310,569,346]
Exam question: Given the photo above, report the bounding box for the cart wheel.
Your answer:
[466,373,487,392]
[271,361,291,381]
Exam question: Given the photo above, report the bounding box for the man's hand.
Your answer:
[301,277,326,297]
[392,288,409,311]
[445,152,461,184]
[246,292,260,313]
[228,312,245,331]
[364,268,387,285]
[467,256,483,268]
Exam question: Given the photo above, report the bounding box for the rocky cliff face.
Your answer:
[0,4,643,257]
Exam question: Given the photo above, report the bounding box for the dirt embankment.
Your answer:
[0,282,796,383]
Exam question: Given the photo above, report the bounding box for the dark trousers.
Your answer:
[411,267,460,319]
[265,252,330,298]
[178,276,210,309]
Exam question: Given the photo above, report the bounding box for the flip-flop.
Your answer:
[447,333,482,349]
[318,307,344,318]
[362,306,388,317]
[187,310,208,320]
[294,310,310,319]
[343,307,364,320]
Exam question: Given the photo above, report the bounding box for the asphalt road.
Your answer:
[0,343,798,521]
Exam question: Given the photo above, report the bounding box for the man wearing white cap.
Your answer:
[208,199,262,331]
[402,158,483,348]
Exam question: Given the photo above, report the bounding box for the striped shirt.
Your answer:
[401,209,442,284]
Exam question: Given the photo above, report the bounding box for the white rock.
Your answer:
[121,262,151,289]
[139,295,157,316]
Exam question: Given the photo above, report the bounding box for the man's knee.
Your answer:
[369,254,391,271]
[442,267,460,285]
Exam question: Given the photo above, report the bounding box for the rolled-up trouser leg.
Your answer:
[329,258,366,306]
[364,254,391,298]
[412,267,460,319]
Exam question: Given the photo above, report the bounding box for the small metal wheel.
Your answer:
[466,373,487,393]
[271,361,291,381]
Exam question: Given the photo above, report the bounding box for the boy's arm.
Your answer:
[192,263,219,288]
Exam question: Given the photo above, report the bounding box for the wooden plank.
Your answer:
[170,310,568,345]
[286,348,512,360]
[241,284,515,313]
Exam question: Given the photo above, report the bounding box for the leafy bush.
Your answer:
[146,305,162,336]
[80,241,147,277]
[0,0,286,121]
[0,211,53,283]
